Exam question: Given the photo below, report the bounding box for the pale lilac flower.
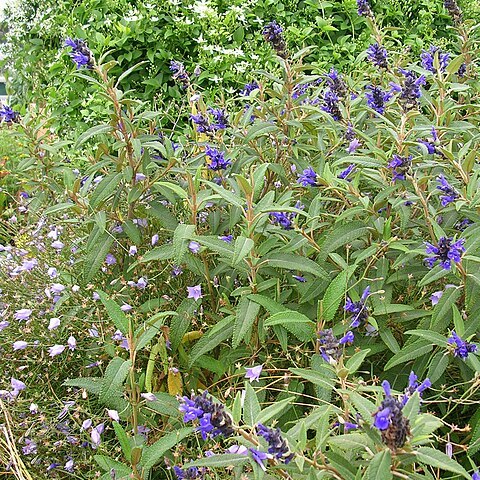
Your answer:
[13,341,28,351]
[50,283,65,294]
[51,240,65,250]
[72,285,80,292]
[120,304,132,312]
[48,317,61,330]
[67,336,77,351]
[0,320,10,331]
[48,344,66,357]
[187,285,202,301]
[88,328,99,337]
[188,241,201,254]
[141,392,157,401]
[47,267,58,278]
[14,309,32,321]
[137,277,147,289]
[90,427,101,448]
[105,253,117,265]
[245,365,263,383]
[129,245,138,256]
[151,234,159,246]
[226,445,249,455]
[430,291,443,305]
[29,403,39,414]
[135,173,146,181]
[65,458,74,472]
[107,409,120,421]
[92,292,100,301]
[11,378,26,392]
[81,419,92,431]
[22,439,37,455]
[22,258,38,271]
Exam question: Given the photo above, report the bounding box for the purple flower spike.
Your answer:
[448,331,477,359]
[338,163,356,180]
[365,85,393,114]
[436,174,459,206]
[64,38,94,69]
[425,237,465,270]
[382,380,392,397]
[421,45,450,73]
[357,0,373,16]
[367,43,388,68]
[297,166,318,186]
[249,448,269,471]
[205,146,231,171]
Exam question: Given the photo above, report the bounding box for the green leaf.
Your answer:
[115,60,148,86]
[318,222,370,261]
[204,181,244,208]
[233,298,261,348]
[418,265,450,287]
[188,316,235,367]
[153,181,188,200]
[44,202,76,215]
[63,377,102,394]
[113,422,132,462]
[290,368,336,391]
[173,224,196,264]
[187,454,249,468]
[139,427,193,470]
[247,294,285,314]
[245,122,279,141]
[264,253,329,278]
[94,455,132,478]
[405,329,448,347]
[345,349,371,374]
[384,340,433,370]
[264,311,315,341]
[415,447,470,478]
[97,290,129,335]
[90,173,123,209]
[139,244,175,263]
[427,351,449,384]
[322,265,357,322]
[83,232,114,282]
[255,396,294,425]
[231,236,254,266]
[243,382,261,426]
[99,357,132,406]
[194,235,234,258]
[366,450,392,480]
[430,287,461,331]
[75,124,113,148]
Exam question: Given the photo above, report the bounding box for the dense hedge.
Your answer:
[1,0,478,137]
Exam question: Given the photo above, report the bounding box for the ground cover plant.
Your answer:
[1,0,480,479]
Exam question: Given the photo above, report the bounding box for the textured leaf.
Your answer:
[99,357,132,406]
[366,450,392,480]
[97,290,129,335]
[140,427,193,470]
[233,298,261,348]
[264,252,329,278]
[243,382,261,426]
[75,124,113,148]
[63,377,102,395]
[173,224,196,264]
[415,447,470,478]
[83,232,114,282]
[322,265,357,322]
[318,222,370,261]
[255,396,294,424]
[231,236,254,266]
[384,340,433,370]
[89,172,123,209]
[113,422,132,462]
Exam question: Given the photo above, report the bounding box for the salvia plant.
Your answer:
[1,0,480,479]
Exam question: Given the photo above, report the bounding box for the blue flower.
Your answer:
[402,371,431,404]
[207,107,229,130]
[170,60,190,86]
[64,38,94,69]
[321,89,342,120]
[205,146,231,171]
[425,237,465,270]
[249,448,269,470]
[318,329,354,363]
[421,46,450,73]
[448,331,477,359]
[436,174,459,206]
[387,154,412,181]
[271,211,294,230]
[357,0,373,16]
[365,85,394,114]
[0,105,20,123]
[338,163,356,181]
[297,166,318,186]
[373,381,411,450]
[367,43,388,68]
[262,21,287,58]
[326,68,347,97]
[390,69,426,111]
[344,287,370,328]
[240,81,259,96]
[190,114,210,133]
[174,465,205,479]
[444,0,462,23]
[257,423,294,463]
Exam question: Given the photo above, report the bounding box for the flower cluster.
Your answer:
[365,85,394,115]
[204,146,230,171]
[391,69,426,111]
[270,211,295,230]
[444,0,462,24]
[356,0,373,17]
[436,174,459,206]
[421,45,450,73]
[179,391,234,440]
[448,331,477,359]
[344,287,370,328]
[402,371,431,405]
[257,423,294,463]
[374,381,411,451]
[262,21,287,58]
[321,69,347,120]
[0,105,20,123]
[317,329,354,363]
[297,166,318,186]
[367,43,388,69]
[240,81,259,96]
[170,60,190,87]
[419,127,440,155]
[174,465,205,479]
[387,154,412,181]
[191,108,229,133]
[338,163,356,181]
[64,38,94,69]
[425,236,465,270]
